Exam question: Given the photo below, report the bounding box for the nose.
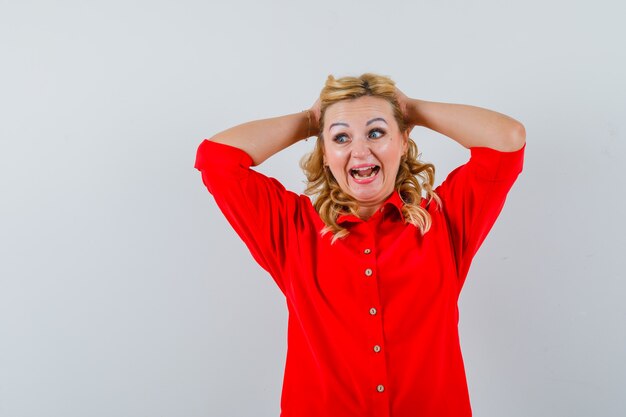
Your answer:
[351,137,372,158]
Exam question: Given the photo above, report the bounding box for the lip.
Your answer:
[349,163,378,170]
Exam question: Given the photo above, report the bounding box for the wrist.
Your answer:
[305,109,312,136]
[301,109,320,141]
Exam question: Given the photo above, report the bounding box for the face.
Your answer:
[322,95,408,215]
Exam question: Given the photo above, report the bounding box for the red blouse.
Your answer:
[194,139,525,417]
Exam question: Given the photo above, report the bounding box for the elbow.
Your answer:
[494,121,526,152]
[508,121,526,151]
[481,120,526,152]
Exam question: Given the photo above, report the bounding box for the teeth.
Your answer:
[353,166,376,172]
[350,166,379,179]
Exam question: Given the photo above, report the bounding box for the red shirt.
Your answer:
[194,139,525,417]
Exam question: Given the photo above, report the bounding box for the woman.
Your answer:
[194,73,526,417]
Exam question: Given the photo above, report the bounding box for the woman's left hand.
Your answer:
[394,87,415,132]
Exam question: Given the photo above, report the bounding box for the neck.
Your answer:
[356,190,396,220]
[358,203,381,220]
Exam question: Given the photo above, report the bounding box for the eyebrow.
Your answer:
[366,117,388,126]
[329,117,388,130]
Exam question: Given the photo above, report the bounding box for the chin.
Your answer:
[348,188,386,203]
[344,180,387,202]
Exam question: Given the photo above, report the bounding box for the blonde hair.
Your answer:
[299,73,441,244]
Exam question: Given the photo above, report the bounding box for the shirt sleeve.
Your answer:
[194,139,300,295]
[435,143,525,287]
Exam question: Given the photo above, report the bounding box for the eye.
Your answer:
[333,133,349,144]
[369,128,385,139]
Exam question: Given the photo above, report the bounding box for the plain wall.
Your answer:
[1,0,625,416]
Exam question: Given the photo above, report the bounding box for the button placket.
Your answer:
[364,248,373,278]
[361,240,389,405]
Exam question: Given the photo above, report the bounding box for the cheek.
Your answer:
[326,149,349,168]
[379,139,404,161]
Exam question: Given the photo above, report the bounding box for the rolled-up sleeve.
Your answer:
[194,139,299,294]
[436,143,525,287]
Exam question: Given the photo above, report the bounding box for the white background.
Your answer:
[1,1,625,416]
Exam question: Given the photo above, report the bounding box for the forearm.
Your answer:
[407,99,526,152]
[208,111,310,166]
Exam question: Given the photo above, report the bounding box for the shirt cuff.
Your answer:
[194,140,254,176]
[468,142,525,181]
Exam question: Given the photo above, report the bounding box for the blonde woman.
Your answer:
[194,73,526,417]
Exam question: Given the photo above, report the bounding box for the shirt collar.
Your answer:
[336,190,405,225]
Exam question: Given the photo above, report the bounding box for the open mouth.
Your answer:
[350,165,380,179]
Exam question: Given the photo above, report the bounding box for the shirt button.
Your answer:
[377,384,385,392]
[373,345,381,353]
[364,248,371,254]
[364,268,373,276]
[369,307,377,315]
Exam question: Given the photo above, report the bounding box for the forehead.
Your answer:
[324,96,394,124]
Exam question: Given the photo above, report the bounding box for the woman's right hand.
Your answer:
[308,98,321,135]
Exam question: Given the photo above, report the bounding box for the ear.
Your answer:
[402,129,409,154]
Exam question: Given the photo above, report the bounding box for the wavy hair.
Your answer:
[299,73,441,244]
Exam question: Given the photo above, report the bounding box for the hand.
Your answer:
[308,98,321,134]
[394,87,416,132]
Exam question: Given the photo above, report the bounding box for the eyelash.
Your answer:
[333,128,385,143]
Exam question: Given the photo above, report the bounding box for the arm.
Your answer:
[393,90,526,286]
[396,89,526,152]
[208,99,320,167]
[195,99,321,293]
